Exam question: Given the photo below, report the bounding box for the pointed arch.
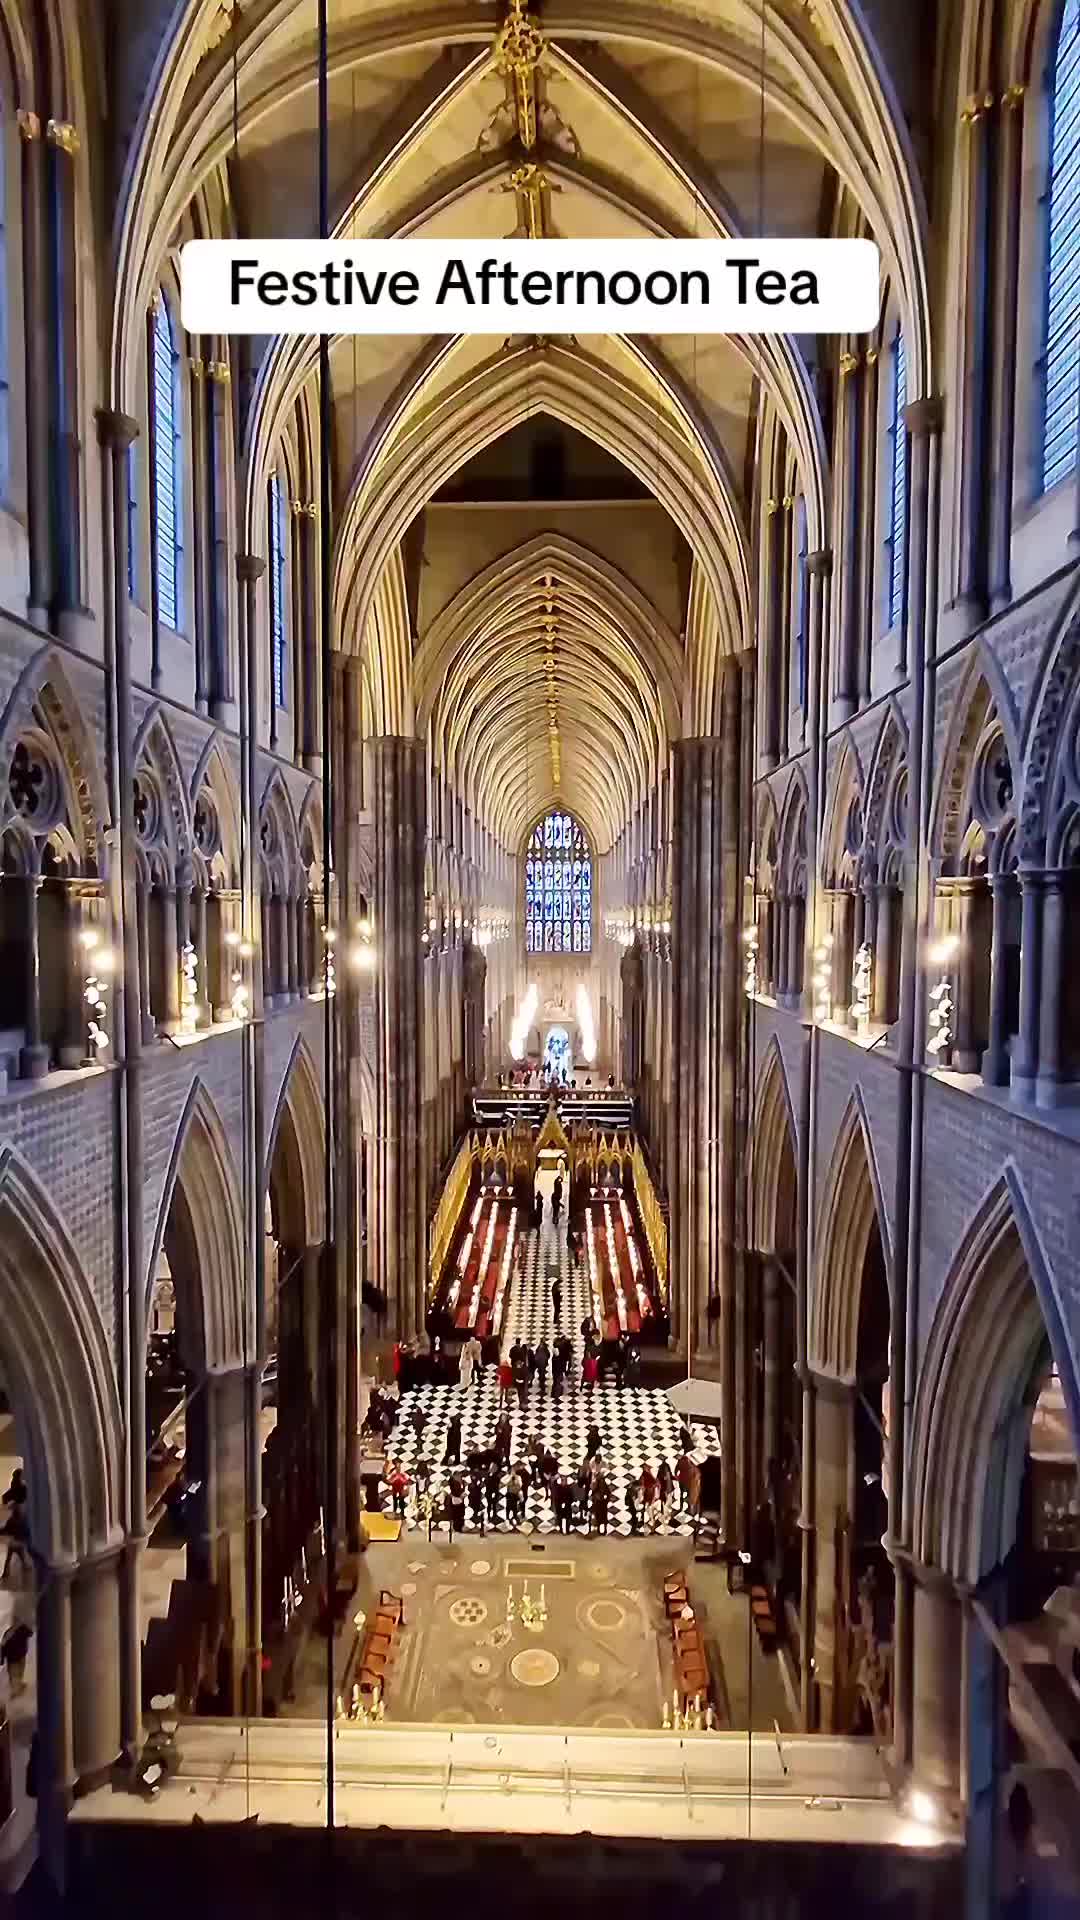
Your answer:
[862,700,909,881]
[147,1078,245,1375]
[810,1091,891,1382]
[0,1148,122,1565]
[821,737,866,890]
[931,652,1021,869]
[909,1168,1077,1585]
[0,646,110,875]
[258,766,302,896]
[132,703,192,862]
[266,1037,326,1252]
[190,736,241,890]
[748,1038,798,1257]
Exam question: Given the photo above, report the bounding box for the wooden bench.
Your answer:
[357,1590,404,1701]
[663,1573,712,1710]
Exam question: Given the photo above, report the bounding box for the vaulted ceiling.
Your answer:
[111,0,933,850]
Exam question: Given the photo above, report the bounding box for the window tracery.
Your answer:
[525,810,592,954]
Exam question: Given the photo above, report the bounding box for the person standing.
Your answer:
[410,1404,427,1450]
[585,1420,603,1462]
[444,1413,463,1465]
[458,1341,475,1393]
[534,1337,550,1396]
[387,1461,409,1520]
[494,1411,512,1463]
[640,1464,657,1529]
[551,1185,562,1228]
[486,1458,503,1526]
[506,1469,524,1528]
[468,1469,486,1535]
[582,1345,599,1392]
[448,1470,467,1538]
[624,1476,642,1535]
[497,1356,514,1405]
[551,1340,566,1402]
[551,1274,563,1323]
[1,1618,32,1696]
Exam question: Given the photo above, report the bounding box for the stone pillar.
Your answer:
[836,356,861,717]
[98,409,147,1773]
[59,882,90,1068]
[287,896,300,999]
[811,1377,853,1731]
[193,886,209,1026]
[160,886,181,1031]
[70,1549,123,1788]
[1013,869,1044,1097]
[136,883,153,1042]
[176,860,193,1025]
[294,502,321,771]
[982,873,1012,1086]
[911,1563,964,1801]
[20,874,49,1078]
[372,737,426,1340]
[762,1256,781,1477]
[873,885,896,1024]
[1037,870,1067,1106]
[35,1563,75,1883]
[207,372,234,723]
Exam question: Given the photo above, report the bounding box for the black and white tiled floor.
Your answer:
[381,1184,721,1537]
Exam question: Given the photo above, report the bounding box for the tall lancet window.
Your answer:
[525,811,592,955]
[1043,0,1080,490]
[151,293,183,631]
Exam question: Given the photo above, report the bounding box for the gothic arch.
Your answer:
[931,651,1021,870]
[132,704,193,865]
[862,702,908,882]
[0,647,109,875]
[821,737,866,890]
[258,767,302,898]
[908,1169,1076,1586]
[1023,583,1080,866]
[810,1091,892,1383]
[147,1078,245,1375]
[0,1148,122,1566]
[748,1039,798,1258]
[266,1037,326,1252]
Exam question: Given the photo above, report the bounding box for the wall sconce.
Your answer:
[322,924,336,997]
[812,932,834,1023]
[852,941,872,1029]
[348,916,376,973]
[80,928,113,1059]
[926,935,957,1061]
[743,923,759,998]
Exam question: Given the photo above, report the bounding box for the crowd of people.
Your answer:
[380,1409,702,1540]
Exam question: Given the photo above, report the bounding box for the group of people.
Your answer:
[381,1411,701,1538]
[496,1070,619,1092]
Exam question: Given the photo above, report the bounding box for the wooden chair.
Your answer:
[379,1590,404,1625]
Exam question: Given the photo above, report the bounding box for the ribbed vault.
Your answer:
[415,534,682,848]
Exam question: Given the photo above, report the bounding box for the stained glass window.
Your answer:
[524,811,592,955]
[1043,0,1080,491]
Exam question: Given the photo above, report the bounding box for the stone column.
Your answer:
[58,881,89,1068]
[812,1376,853,1731]
[983,873,1013,1085]
[136,883,153,1041]
[97,408,147,1771]
[70,1548,123,1788]
[35,1563,75,1882]
[20,874,49,1078]
[176,860,193,1026]
[274,894,290,1002]
[160,885,181,1031]
[372,737,426,1340]
[287,896,300,999]
[836,355,861,717]
[193,886,209,1027]
[873,885,896,1024]
[1013,869,1044,1098]
[857,357,880,706]
[762,1256,781,1477]
[1037,870,1067,1106]
[911,1562,964,1800]
[208,372,234,723]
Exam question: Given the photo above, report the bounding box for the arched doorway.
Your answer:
[0,1151,123,1879]
[144,1085,247,1715]
[262,1045,325,1684]
[809,1102,893,1734]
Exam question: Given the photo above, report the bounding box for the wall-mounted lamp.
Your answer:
[812,932,834,1024]
[852,941,872,1028]
[743,923,759,998]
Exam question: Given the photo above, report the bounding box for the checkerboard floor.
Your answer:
[381,1191,720,1537]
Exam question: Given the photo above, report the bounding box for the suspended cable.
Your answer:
[316,0,338,1852]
